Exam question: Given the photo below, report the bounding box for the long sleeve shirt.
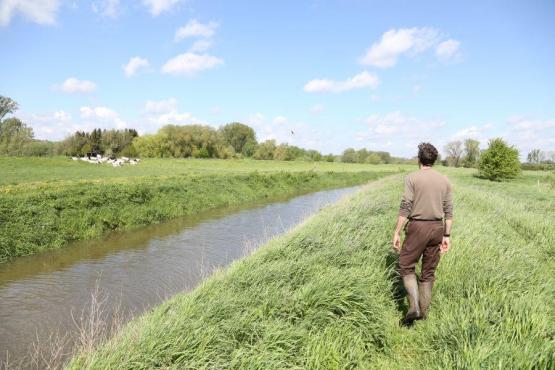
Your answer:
[399,169,453,220]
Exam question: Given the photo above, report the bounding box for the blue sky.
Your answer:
[1,0,554,157]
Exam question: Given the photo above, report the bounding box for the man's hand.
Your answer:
[392,232,401,253]
[440,236,450,254]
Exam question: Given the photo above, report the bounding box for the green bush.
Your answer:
[478,138,521,181]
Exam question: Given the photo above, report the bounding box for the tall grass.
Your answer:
[68,169,555,369]
[0,170,392,263]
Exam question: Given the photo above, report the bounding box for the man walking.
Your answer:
[392,143,453,325]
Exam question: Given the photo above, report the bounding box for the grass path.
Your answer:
[69,170,554,369]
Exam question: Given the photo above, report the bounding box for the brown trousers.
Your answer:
[399,220,444,282]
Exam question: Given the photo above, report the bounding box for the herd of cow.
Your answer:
[71,155,140,167]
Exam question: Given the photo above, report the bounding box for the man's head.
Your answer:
[417,142,438,166]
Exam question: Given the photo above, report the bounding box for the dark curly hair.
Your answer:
[418,142,438,166]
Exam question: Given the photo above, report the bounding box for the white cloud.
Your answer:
[161,52,223,77]
[22,110,74,140]
[436,39,461,62]
[142,98,204,128]
[142,0,181,16]
[57,78,97,94]
[211,106,221,114]
[356,112,445,154]
[175,19,218,42]
[246,113,325,150]
[309,104,324,113]
[92,0,120,18]
[123,56,150,77]
[144,97,178,114]
[452,123,493,141]
[506,116,555,131]
[304,71,379,93]
[273,116,288,125]
[80,106,126,129]
[24,107,131,140]
[359,27,441,68]
[190,39,213,53]
[0,0,60,26]
[502,116,555,156]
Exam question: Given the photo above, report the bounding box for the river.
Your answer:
[0,185,360,367]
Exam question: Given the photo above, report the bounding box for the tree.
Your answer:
[341,148,357,163]
[253,140,277,160]
[0,96,18,121]
[365,152,382,164]
[323,154,335,162]
[0,117,35,156]
[444,140,463,167]
[462,139,480,168]
[478,138,521,181]
[527,149,544,164]
[219,122,256,155]
[241,138,257,157]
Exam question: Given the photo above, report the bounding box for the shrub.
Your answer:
[478,138,521,181]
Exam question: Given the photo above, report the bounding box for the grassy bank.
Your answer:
[69,168,555,369]
[0,161,394,263]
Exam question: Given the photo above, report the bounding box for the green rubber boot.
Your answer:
[419,281,433,319]
[401,274,421,325]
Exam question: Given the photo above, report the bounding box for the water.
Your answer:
[0,185,360,367]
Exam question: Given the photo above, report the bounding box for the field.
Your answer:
[0,157,398,186]
[68,167,555,369]
[0,157,398,263]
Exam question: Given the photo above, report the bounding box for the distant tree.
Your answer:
[527,149,544,164]
[444,140,463,167]
[253,139,277,160]
[323,154,335,162]
[375,151,392,164]
[273,144,295,161]
[21,140,55,156]
[241,138,257,157]
[219,122,256,155]
[478,138,521,181]
[306,149,322,161]
[462,139,480,167]
[365,152,382,164]
[0,96,18,121]
[341,148,357,163]
[0,117,34,155]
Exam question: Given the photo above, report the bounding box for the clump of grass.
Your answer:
[68,170,555,369]
[0,170,392,263]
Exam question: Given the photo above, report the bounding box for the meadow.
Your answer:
[0,157,397,263]
[68,167,555,369]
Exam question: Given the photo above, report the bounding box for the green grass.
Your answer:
[0,157,404,187]
[69,168,555,369]
[0,157,397,263]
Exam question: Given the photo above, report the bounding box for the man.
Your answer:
[392,142,453,325]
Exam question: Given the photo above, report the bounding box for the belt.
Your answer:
[408,218,443,221]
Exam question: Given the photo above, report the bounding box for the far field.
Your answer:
[0,157,399,262]
[0,157,404,187]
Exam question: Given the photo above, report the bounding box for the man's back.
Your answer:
[399,169,453,221]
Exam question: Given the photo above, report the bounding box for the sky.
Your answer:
[1,0,554,157]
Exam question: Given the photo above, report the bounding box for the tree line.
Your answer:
[1,95,552,169]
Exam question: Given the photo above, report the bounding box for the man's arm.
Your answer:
[441,180,453,254]
[393,215,408,253]
[393,176,413,253]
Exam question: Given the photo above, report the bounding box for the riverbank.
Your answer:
[0,159,395,263]
[69,169,555,369]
